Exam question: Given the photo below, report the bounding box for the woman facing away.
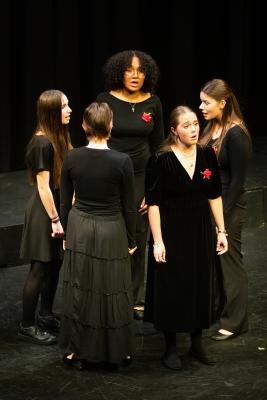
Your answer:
[199,78,251,340]
[144,105,228,370]
[19,89,72,344]
[96,50,164,318]
[59,102,137,370]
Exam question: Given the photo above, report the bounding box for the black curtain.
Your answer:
[1,0,265,172]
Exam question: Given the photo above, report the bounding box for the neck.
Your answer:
[173,143,196,154]
[120,88,143,102]
[87,138,109,149]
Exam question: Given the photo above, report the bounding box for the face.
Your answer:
[172,112,199,146]
[199,91,225,121]
[123,56,145,92]
[61,94,72,125]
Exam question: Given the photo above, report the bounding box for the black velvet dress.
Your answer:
[144,146,222,332]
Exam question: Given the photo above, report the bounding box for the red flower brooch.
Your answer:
[201,168,212,180]
[142,112,152,123]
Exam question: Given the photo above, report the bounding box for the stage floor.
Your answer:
[0,138,266,399]
[0,224,266,399]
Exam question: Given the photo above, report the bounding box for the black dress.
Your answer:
[20,136,62,262]
[144,146,221,332]
[59,147,137,364]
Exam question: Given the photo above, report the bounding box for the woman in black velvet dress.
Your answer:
[199,79,251,340]
[96,50,164,317]
[145,106,228,370]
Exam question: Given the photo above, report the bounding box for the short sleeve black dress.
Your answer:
[144,146,222,332]
[20,136,61,262]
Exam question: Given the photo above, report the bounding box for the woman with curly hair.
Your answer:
[96,50,164,317]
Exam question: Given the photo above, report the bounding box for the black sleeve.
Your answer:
[223,131,250,216]
[204,147,222,199]
[149,97,165,155]
[145,154,163,205]
[30,139,53,173]
[60,153,74,231]
[121,156,137,248]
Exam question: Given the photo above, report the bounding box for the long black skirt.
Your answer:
[59,208,135,364]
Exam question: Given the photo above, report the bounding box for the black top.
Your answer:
[60,147,136,248]
[96,92,164,175]
[210,125,250,217]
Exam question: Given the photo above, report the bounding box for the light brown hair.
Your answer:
[160,105,196,152]
[83,102,113,140]
[198,79,251,154]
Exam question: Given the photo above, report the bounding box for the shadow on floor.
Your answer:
[0,225,266,400]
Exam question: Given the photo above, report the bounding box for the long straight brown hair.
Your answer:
[198,79,251,155]
[27,89,71,188]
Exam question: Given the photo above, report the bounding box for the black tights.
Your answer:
[22,260,61,327]
[163,329,203,353]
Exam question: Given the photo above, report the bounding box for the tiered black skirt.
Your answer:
[59,208,135,364]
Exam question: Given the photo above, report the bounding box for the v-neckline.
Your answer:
[171,147,198,181]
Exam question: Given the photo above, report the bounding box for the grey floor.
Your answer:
[0,224,266,400]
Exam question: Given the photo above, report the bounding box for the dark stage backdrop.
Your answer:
[1,0,266,172]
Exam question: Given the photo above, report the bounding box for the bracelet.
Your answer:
[51,217,60,223]
[217,229,228,236]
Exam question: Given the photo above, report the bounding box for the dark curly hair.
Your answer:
[102,50,160,93]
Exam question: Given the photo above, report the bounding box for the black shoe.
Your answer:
[62,354,88,371]
[18,324,57,345]
[134,309,144,320]
[211,331,237,341]
[37,312,60,332]
[161,351,182,370]
[189,347,215,365]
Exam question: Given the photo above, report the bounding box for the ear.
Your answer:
[220,99,226,110]
[171,126,176,135]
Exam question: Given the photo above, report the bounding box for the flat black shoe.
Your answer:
[18,324,57,345]
[161,352,182,370]
[37,312,60,332]
[134,309,144,320]
[62,354,88,371]
[211,331,237,341]
[189,347,215,365]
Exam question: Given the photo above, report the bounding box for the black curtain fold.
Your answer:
[1,0,265,172]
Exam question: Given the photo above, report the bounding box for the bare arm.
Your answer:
[208,196,228,255]
[148,205,166,263]
[36,171,64,238]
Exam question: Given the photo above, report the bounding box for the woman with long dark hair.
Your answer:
[19,89,72,344]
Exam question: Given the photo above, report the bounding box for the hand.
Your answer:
[138,197,148,215]
[51,220,65,238]
[128,246,137,255]
[216,232,228,255]
[153,242,166,263]
[63,240,66,250]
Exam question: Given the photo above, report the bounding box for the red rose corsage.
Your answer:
[142,112,152,123]
[201,168,212,180]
